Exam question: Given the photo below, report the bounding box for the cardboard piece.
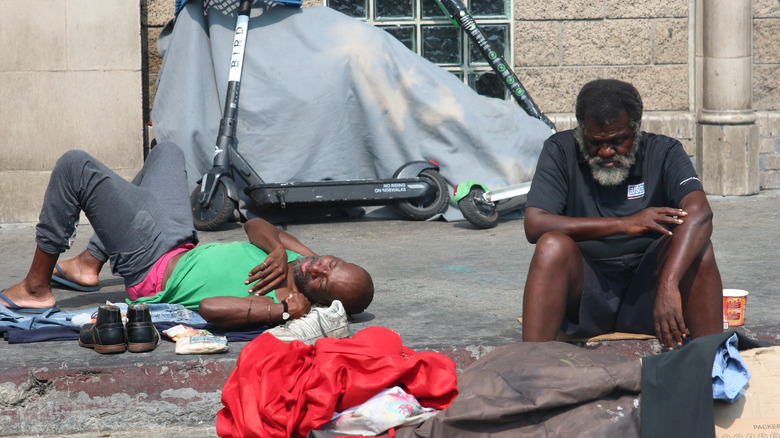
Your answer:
[516,317,656,342]
[714,346,780,437]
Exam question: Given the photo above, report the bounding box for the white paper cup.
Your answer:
[723,289,749,327]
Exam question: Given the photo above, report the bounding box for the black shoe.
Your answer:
[126,304,160,353]
[79,305,127,354]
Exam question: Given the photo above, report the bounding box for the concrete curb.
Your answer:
[3,324,779,436]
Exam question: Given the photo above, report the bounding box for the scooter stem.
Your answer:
[198,0,253,208]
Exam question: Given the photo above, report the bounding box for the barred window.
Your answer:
[327,0,513,99]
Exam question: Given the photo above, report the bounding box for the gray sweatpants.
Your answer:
[35,142,199,288]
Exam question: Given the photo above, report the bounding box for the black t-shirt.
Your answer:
[526,130,704,259]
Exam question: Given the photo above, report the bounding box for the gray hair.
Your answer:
[575,79,643,131]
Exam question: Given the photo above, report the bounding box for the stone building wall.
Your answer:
[754,0,780,189]
[0,0,144,223]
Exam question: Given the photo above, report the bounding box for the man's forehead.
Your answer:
[334,260,362,278]
[583,112,631,135]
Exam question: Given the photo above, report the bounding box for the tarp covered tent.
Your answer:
[152,1,552,221]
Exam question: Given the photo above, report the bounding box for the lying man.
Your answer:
[521,79,723,350]
[0,142,373,350]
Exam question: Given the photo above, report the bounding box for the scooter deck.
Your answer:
[245,177,433,209]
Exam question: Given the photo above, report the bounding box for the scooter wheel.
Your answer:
[458,186,498,229]
[190,181,236,231]
[392,169,449,220]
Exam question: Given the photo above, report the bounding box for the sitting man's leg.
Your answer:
[656,238,723,339]
[522,232,585,342]
[679,243,723,337]
[615,236,724,344]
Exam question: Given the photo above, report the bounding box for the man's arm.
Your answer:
[244,217,317,255]
[199,293,311,329]
[653,190,714,348]
[243,217,317,295]
[524,205,686,244]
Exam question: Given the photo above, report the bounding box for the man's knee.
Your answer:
[533,232,580,262]
[148,141,184,161]
[55,150,91,168]
[50,150,93,181]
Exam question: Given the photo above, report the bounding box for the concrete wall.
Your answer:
[142,0,176,126]
[754,0,780,189]
[512,0,691,114]
[0,0,144,223]
[1,0,777,222]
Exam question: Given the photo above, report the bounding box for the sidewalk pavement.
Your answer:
[1,191,779,436]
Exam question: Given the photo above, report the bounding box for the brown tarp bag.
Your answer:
[398,341,642,438]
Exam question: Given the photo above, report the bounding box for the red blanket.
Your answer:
[216,327,459,438]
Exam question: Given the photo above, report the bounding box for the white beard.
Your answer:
[575,126,641,187]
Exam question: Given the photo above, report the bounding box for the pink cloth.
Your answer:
[126,244,195,300]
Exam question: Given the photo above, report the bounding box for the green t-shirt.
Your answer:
[129,242,301,310]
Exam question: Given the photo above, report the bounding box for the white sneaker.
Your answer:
[266,300,349,344]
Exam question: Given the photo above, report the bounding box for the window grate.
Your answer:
[327,0,512,99]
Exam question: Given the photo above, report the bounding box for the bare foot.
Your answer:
[52,251,102,288]
[1,281,57,310]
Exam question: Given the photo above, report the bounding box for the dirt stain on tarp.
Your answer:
[326,24,465,135]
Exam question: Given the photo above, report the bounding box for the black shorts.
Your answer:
[560,236,667,337]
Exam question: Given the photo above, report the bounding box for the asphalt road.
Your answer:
[1,191,778,351]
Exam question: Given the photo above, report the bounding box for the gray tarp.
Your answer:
[151,1,551,221]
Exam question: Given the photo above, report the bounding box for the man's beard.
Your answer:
[292,256,315,300]
[575,126,641,186]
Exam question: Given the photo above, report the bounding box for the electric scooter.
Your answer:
[435,0,556,229]
[192,0,449,231]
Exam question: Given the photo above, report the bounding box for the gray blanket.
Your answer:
[151,1,551,221]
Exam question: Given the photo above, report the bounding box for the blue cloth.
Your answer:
[0,302,206,331]
[1,325,80,343]
[1,321,266,344]
[712,333,751,402]
[175,0,187,14]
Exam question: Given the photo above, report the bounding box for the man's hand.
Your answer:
[284,292,311,319]
[525,206,687,244]
[623,207,686,236]
[246,246,288,295]
[653,284,687,349]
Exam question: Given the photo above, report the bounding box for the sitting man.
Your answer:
[521,79,723,350]
[0,142,373,352]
